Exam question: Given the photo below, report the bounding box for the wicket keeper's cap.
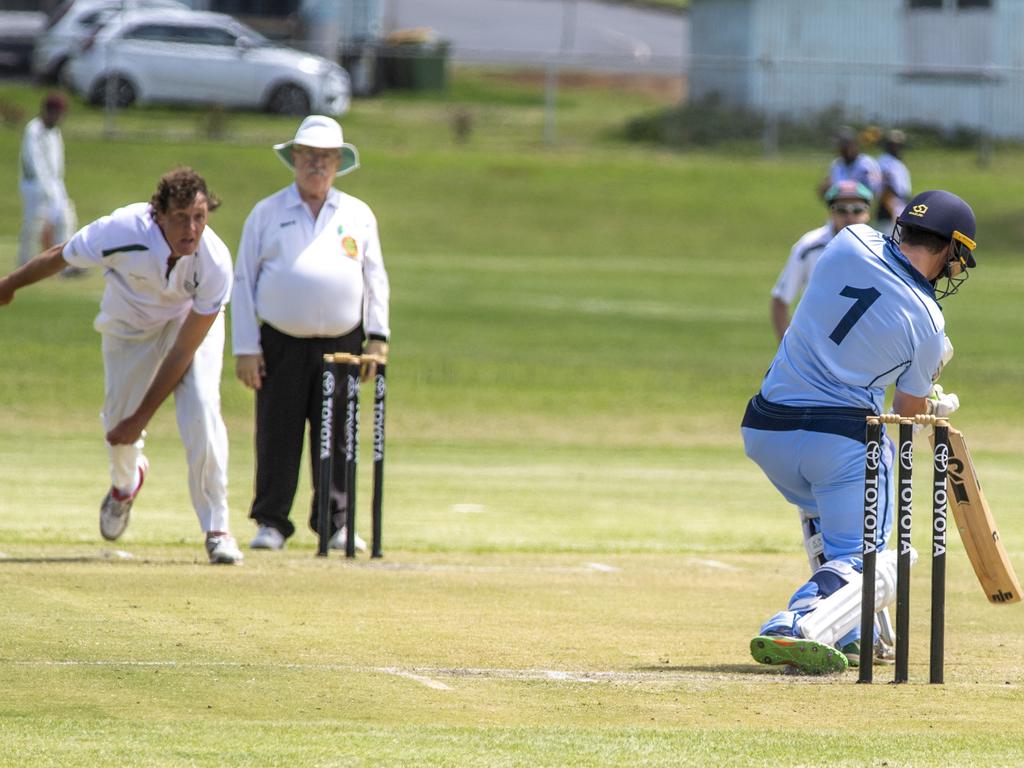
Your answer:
[824,180,873,204]
[897,190,977,268]
[273,115,359,177]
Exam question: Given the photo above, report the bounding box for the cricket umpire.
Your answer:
[231,115,390,551]
[0,167,243,564]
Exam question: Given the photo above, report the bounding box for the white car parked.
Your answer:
[32,0,189,83]
[65,9,351,115]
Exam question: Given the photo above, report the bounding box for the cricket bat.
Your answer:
[945,427,1022,604]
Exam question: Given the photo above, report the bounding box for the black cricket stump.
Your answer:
[931,420,950,684]
[316,355,339,557]
[341,355,362,559]
[894,418,914,684]
[371,360,387,558]
[858,417,883,682]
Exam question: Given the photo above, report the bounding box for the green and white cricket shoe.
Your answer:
[750,635,849,675]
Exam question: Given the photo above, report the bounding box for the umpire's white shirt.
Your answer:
[63,202,233,336]
[231,183,390,356]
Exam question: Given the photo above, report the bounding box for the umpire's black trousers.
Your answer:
[249,323,364,539]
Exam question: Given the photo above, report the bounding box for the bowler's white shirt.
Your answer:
[63,202,232,337]
[231,183,389,356]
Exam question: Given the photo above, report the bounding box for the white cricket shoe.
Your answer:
[249,525,285,550]
[206,534,244,565]
[99,456,148,541]
[329,527,367,553]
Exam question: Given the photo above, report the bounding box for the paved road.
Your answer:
[385,0,688,74]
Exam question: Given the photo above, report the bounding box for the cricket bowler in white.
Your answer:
[0,167,243,564]
[742,190,977,674]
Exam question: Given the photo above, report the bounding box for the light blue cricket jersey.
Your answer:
[761,223,945,414]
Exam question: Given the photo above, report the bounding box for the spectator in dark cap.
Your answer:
[18,92,79,275]
[876,129,912,233]
[818,126,882,201]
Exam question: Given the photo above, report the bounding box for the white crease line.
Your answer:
[377,666,452,691]
[0,660,703,685]
[451,503,486,513]
[3,659,686,684]
[369,562,616,575]
[687,558,744,572]
[5,660,1011,688]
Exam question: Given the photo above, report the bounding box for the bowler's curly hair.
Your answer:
[149,167,221,217]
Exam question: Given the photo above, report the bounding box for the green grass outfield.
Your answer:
[1,73,1023,766]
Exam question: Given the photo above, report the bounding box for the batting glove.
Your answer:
[927,384,960,418]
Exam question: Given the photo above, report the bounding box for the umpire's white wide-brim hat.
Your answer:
[273,115,359,177]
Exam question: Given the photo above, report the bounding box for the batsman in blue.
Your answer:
[742,190,978,675]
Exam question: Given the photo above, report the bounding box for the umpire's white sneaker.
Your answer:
[206,534,244,565]
[249,525,285,550]
[329,527,367,553]
[99,456,148,541]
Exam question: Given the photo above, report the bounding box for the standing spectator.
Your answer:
[819,126,882,200]
[18,92,79,275]
[232,115,390,552]
[742,190,976,674]
[771,181,874,343]
[876,129,912,233]
[0,168,243,565]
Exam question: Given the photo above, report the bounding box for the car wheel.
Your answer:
[267,84,311,115]
[90,76,136,108]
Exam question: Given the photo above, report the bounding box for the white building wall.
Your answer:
[690,0,1024,138]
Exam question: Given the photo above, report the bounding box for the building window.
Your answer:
[904,0,993,75]
[907,0,992,8]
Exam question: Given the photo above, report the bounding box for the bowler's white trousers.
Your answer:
[101,311,229,533]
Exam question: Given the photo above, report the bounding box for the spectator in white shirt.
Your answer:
[232,115,390,552]
[0,167,243,565]
[18,92,79,275]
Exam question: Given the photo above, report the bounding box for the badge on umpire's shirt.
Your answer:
[342,235,359,259]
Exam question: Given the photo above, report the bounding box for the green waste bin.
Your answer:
[382,41,449,91]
